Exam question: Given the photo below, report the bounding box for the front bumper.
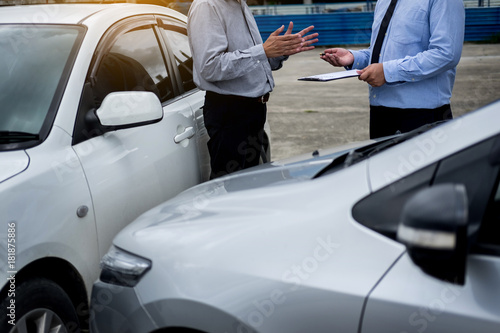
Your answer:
[90,280,156,333]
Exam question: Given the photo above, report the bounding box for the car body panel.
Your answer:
[74,97,201,258]
[0,4,109,24]
[362,254,500,333]
[0,150,29,183]
[107,161,406,332]
[0,126,98,294]
[0,4,186,25]
[182,89,211,181]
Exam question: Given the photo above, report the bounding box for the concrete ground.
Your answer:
[266,43,500,161]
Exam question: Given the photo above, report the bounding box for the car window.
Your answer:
[475,169,500,249]
[432,135,500,236]
[160,24,196,93]
[352,164,437,239]
[0,25,83,148]
[93,25,174,105]
[353,134,500,242]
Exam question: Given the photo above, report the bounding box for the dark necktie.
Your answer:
[371,0,399,64]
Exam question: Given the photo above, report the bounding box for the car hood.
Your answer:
[113,139,375,255]
[172,138,374,199]
[113,156,405,321]
[0,150,29,183]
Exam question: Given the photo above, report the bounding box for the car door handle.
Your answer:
[174,126,195,143]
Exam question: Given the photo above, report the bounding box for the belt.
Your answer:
[206,91,270,104]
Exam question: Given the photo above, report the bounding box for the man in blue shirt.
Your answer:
[321,0,465,139]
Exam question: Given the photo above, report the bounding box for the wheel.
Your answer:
[0,277,81,333]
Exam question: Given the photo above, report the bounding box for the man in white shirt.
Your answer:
[188,0,318,178]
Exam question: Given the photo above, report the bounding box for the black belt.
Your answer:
[370,104,451,112]
[206,91,270,104]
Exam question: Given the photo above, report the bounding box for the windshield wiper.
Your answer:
[314,121,447,179]
[344,121,447,167]
[0,131,40,143]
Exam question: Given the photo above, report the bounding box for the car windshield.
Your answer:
[0,24,83,143]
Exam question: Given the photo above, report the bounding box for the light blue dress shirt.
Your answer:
[350,0,465,109]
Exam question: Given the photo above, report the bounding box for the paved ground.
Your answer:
[266,43,500,161]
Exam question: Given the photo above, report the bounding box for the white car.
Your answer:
[92,100,500,332]
[0,4,212,332]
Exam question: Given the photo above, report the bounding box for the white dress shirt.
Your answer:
[187,0,287,98]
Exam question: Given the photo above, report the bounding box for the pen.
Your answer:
[319,52,325,56]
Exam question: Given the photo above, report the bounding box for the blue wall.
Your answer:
[255,7,500,45]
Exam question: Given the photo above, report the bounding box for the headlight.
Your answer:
[99,246,152,287]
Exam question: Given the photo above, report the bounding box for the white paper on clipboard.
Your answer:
[298,69,360,81]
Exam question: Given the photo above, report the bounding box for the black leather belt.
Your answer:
[206,91,270,104]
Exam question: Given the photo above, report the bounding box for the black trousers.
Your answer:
[370,104,453,139]
[203,91,267,179]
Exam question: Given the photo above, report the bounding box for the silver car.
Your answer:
[91,100,500,333]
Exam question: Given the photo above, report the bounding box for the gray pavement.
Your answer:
[266,43,500,161]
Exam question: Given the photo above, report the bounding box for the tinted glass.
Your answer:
[93,25,174,104]
[162,27,196,92]
[0,25,81,134]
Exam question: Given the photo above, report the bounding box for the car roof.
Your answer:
[0,3,186,24]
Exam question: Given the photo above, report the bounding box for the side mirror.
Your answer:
[397,184,468,285]
[94,91,163,129]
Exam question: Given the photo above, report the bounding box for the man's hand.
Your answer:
[357,63,386,87]
[320,48,354,67]
[263,22,318,58]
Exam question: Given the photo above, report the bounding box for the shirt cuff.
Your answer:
[383,59,403,83]
[250,44,268,63]
[349,50,364,70]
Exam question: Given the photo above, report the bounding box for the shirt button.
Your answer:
[257,60,260,63]
[373,95,377,98]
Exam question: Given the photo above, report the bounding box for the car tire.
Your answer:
[0,277,81,333]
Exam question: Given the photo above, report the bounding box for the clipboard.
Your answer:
[298,69,360,81]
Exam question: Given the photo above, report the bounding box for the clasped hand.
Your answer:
[320,48,386,87]
[263,22,319,58]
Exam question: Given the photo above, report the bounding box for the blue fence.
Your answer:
[465,7,500,41]
[255,7,500,45]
